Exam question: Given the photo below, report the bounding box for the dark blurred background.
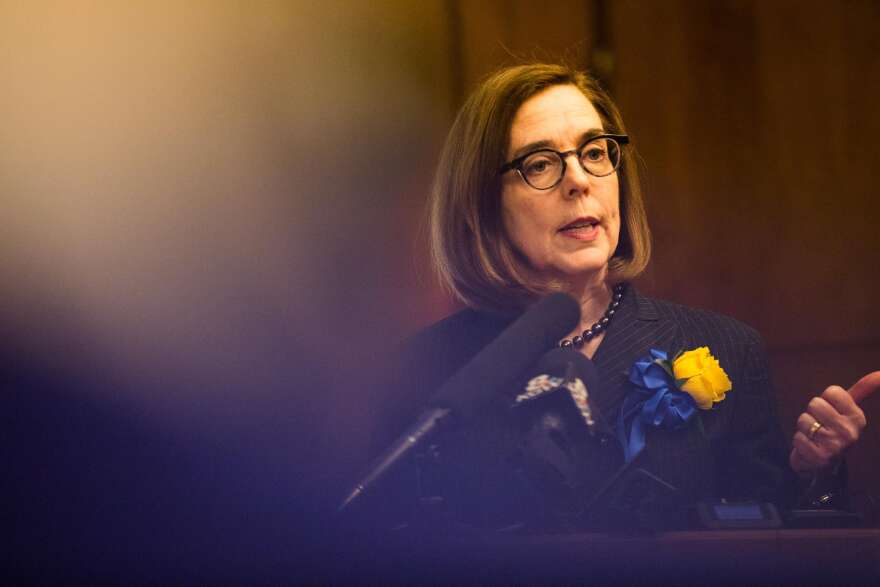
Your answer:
[2,0,878,580]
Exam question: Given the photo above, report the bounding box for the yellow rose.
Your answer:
[672,346,732,409]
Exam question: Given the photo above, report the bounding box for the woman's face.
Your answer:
[500,84,620,286]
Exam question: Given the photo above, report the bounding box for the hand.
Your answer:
[789,385,867,474]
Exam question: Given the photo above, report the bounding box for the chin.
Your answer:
[561,251,611,276]
[528,248,612,283]
[545,260,610,284]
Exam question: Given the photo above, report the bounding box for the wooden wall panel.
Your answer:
[610,0,880,495]
[454,0,596,101]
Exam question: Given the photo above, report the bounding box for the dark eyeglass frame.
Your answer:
[499,133,630,190]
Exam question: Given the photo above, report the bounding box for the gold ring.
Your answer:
[808,420,823,440]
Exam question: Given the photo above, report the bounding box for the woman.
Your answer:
[379,63,866,530]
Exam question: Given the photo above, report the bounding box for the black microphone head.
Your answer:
[528,293,582,349]
[532,347,599,381]
[347,294,579,515]
[431,293,580,419]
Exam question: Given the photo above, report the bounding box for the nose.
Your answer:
[561,152,591,199]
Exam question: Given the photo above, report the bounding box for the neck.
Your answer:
[564,272,613,333]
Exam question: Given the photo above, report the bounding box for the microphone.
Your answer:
[513,347,603,435]
[510,348,612,522]
[338,292,580,513]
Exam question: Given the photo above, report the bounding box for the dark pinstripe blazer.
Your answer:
[379,284,796,528]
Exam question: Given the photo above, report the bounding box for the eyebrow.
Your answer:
[509,128,606,161]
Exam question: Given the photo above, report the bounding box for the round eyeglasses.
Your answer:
[499,134,629,190]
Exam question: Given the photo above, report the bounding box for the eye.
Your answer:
[582,144,608,163]
[522,152,560,177]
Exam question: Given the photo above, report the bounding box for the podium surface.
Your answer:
[339,527,880,584]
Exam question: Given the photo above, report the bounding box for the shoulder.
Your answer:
[404,307,499,350]
[373,308,514,448]
[400,308,514,386]
[630,289,770,386]
[635,290,763,349]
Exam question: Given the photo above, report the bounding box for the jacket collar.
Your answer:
[590,284,680,419]
[475,284,677,422]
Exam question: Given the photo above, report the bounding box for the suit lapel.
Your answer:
[592,285,682,420]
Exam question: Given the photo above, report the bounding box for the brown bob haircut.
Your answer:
[429,63,651,313]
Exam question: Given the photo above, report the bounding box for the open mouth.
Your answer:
[559,218,599,233]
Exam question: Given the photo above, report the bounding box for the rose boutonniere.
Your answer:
[617,347,732,463]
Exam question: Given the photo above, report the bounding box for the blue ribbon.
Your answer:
[617,348,697,463]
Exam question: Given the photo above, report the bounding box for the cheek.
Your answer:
[602,181,622,248]
[502,191,536,240]
[610,202,620,228]
[501,192,554,260]
[607,178,621,220]
[608,215,621,252]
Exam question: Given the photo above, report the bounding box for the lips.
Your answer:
[558,216,602,242]
[558,217,600,232]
